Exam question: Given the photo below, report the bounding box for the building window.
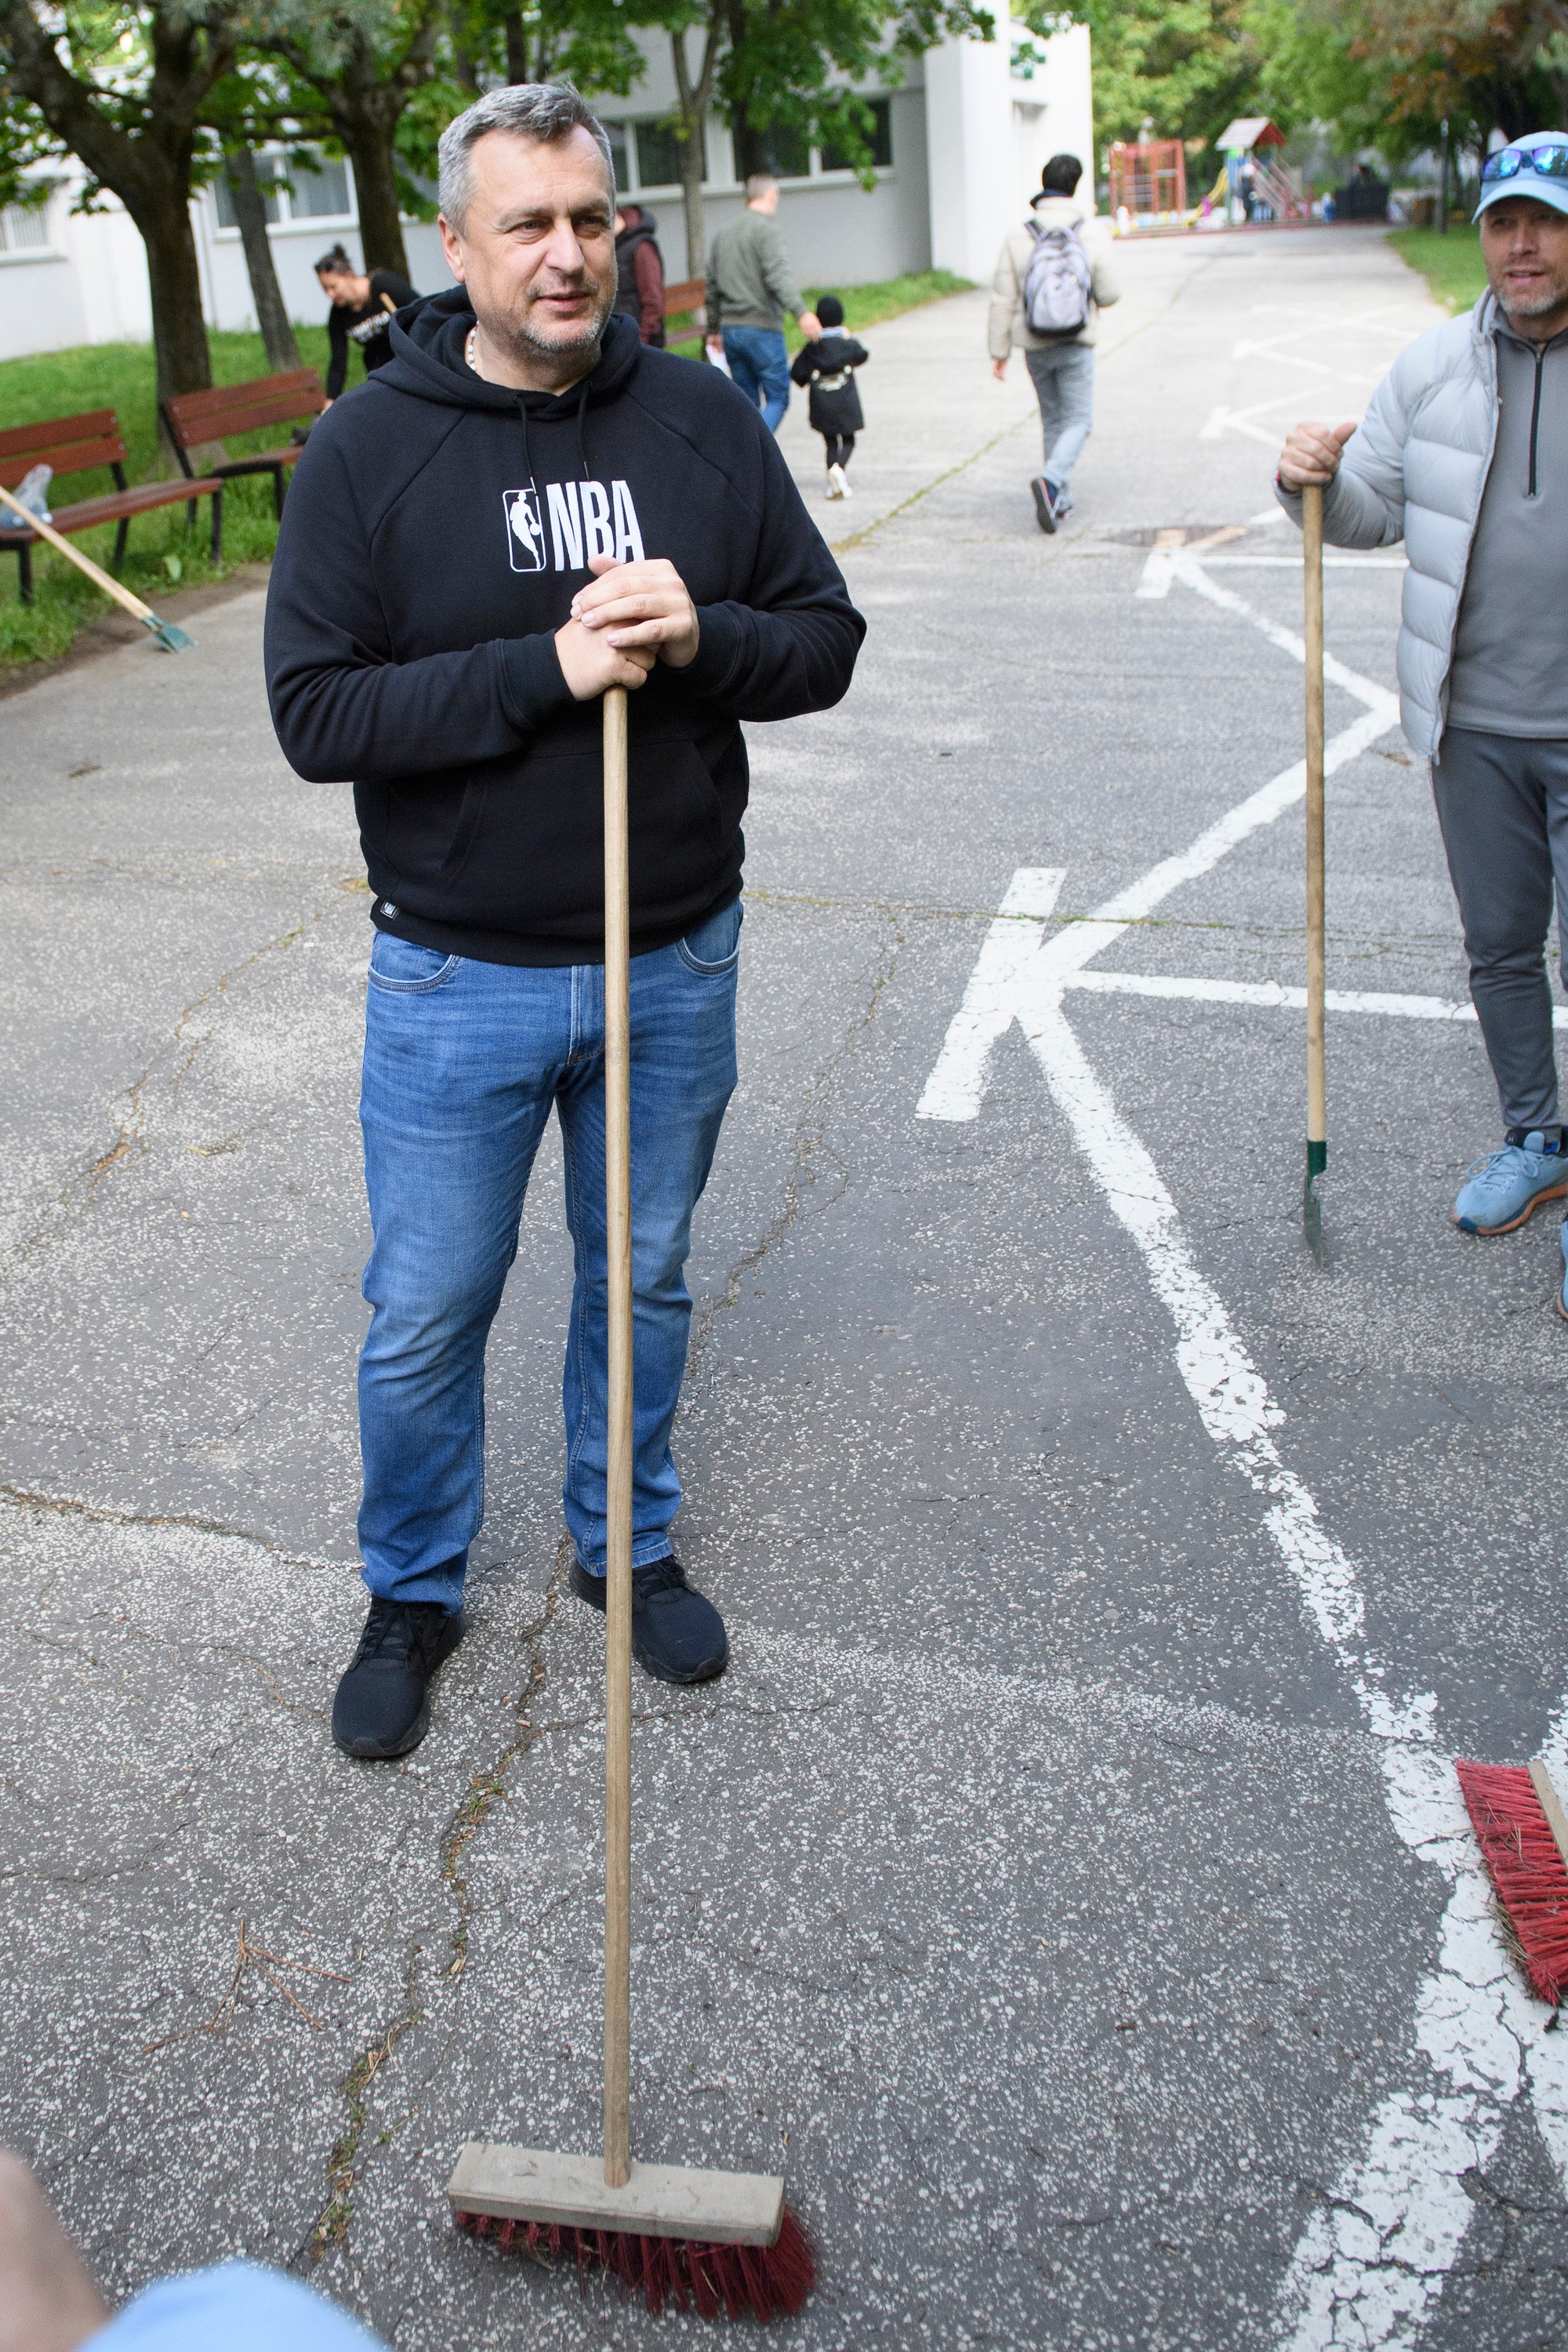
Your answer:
[757,123,812,179]
[0,201,52,253]
[288,154,351,218]
[212,148,353,231]
[616,116,706,194]
[818,97,894,174]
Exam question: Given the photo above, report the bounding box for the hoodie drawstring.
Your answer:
[516,383,592,489]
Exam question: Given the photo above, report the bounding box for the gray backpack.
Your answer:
[1022,222,1093,335]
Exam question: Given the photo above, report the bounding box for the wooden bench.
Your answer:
[162,368,326,519]
[663,277,706,328]
[0,411,223,605]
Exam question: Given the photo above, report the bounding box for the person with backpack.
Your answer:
[989,154,1120,533]
[789,293,869,499]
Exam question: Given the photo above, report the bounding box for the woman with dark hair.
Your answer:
[316,245,417,404]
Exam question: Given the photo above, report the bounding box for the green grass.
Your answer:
[2,269,973,671]
[1388,227,1488,314]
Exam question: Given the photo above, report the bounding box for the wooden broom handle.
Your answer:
[601,684,633,2188]
[0,479,168,625]
[1302,481,1327,1154]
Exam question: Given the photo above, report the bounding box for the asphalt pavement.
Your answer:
[4,224,1566,2351]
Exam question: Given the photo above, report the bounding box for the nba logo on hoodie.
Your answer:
[504,486,546,573]
[503,479,645,575]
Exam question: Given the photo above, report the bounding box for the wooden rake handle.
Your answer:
[1302,482,1327,1160]
[601,684,634,2187]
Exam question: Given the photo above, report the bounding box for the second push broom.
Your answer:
[447,685,814,2321]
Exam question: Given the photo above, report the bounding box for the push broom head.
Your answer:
[448,2144,814,2321]
[1457,1757,1568,2004]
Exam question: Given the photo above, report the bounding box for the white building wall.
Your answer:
[1010,24,1095,213]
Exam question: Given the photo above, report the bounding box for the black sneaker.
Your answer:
[570,1557,728,1685]
[332,1598,466,1759]
[1031,475,1059,535]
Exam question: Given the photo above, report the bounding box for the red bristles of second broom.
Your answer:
[1456,1759,1568,2005]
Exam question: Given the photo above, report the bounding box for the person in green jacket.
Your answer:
[704,172,821,430]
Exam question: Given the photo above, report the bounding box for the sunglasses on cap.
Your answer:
[1481,142,1568,184]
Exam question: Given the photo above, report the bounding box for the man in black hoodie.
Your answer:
[265,82,864,1761]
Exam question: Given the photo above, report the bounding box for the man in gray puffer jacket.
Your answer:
[1278,132,1568,1279]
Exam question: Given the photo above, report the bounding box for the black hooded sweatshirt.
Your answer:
[265,292,865,964]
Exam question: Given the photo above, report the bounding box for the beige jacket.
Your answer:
[988,197,1120,358]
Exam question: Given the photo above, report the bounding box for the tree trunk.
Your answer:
[342,118,410,278]
[677,122,706,283]
[448,4,480,93]
[720,0,768,182]
[226,148,302,369]
[670,14,722,287]
[503,11,529,84]
[134,187,214,407]
[0,0,224,408]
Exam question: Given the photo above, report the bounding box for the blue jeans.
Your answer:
[722,326,791,433]
[357,902,741,1608]
[1024,340,1095,496]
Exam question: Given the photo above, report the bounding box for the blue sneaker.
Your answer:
[1453,1131,1568,1235]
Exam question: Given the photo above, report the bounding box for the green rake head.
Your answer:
[140,613,194,652]
[1304,1138,1327,1260]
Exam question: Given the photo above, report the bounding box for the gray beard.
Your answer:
[507,290,615,365]
[1501,283,1568,321]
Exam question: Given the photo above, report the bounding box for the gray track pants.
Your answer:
[1431,727,1568,1134]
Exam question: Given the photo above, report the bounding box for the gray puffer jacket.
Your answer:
[1276,292,1501,757]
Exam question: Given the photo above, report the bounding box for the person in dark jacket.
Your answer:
[613,202,666,345]
[266,83,865,1762]
[789,293,867,499]
[316,245,418,402]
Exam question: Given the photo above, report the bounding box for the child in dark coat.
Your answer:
[789,295,869,500]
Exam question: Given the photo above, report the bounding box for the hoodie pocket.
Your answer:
[436,735,725,933]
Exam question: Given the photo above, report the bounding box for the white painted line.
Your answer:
[916,869,1064,1123]
[1201,402,1292,447]
[916,699,1396,1125]
[1175,556,1397,712]
[1010,978,1430,1741]
[1231,336,1379,387]
[1064,967,1568,1031]
[1135,528,1186,600]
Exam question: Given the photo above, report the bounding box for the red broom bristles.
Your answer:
[456,2202,815,2321]
[1457,1759,1568,2005]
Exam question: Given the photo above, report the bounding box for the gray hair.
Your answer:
[438,83,614,230]
[744,171,779,201]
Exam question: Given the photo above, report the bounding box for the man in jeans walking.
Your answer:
[265,84,863,1759]
[1277,133,1568,1285]
[705,172,821,430]
[989,153,1120,532]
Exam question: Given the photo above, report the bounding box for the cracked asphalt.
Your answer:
[4,228,1566,2349]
